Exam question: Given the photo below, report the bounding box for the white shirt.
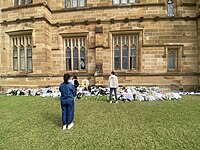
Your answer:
[108,74,118,88]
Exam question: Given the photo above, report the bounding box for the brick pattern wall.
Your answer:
[0,0,200,92]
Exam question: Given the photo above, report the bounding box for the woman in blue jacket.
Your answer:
[59,73,76,130]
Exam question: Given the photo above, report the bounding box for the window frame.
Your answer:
[167,0,174,17]
[11,35,33,72]
[112,33,139,71]
[113,0,137,5]
[167,48,178,71]
[164,46,184,72]
[65,0,86,8]
[14,0,32,6]
[64,36,87,71]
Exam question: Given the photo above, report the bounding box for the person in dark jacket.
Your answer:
[59,73,76,130]
[71,76,79,94]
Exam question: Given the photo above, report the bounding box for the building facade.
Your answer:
[0,0,200,92]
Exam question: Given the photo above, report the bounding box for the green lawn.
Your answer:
[0,95,199,150]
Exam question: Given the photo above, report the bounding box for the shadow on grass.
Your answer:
[41,111,62,128]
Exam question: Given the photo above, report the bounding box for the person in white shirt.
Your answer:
[108,71,119,103]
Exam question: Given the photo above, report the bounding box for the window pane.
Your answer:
[122,0,127,4]
[72,0,78,7]
[14,0,19,6]
[27,58,32,70]
[13,46,18,71]
[80,47,85,70]
[168,50,175,69]
[73,47,78,70]
[66,0,70,8]
[27,46,32,70]
[80,0,85,7]
[66,48,71,57]
[114,46,120,70]
[167,0,174,16]
[13,47,18,57]
[21,0,25,5]
[130,45,136,69]
[131,45,136,56]
[20,46,25,70]
[114,0,119,5]
[66,48,71,70]
[26,0,32,4]
[122,46,128,69]
[13,58,18,71]
[66,58,71,70]
[130,0,136,3]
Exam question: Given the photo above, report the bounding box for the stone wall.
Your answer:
[0,0,200,92]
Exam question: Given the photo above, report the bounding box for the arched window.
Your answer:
[122,46,128,69]
[20,46,25,70]
[64,37,87,71]
[27,46,32,71]
[168,50,176,70]
[80,47,86,70]
[167,0,174,16]
[113,35,138,71]
[65,0,85,8]
[13,46,18,71]
[73,47,78,70]
[130,45,136,70]
[11,35,33,72]
[14,0,32,6]
[114,46,120,70]
[66,47,71,70]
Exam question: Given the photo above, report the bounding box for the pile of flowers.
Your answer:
[6,85,183,101]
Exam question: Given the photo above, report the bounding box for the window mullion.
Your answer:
[120,36,122,70]
[24,36,27,71]
[71,39,73,71]
[78,38,80,70]
[17,38,20,71]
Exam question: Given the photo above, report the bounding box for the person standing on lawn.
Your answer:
[71,75,79,95]
[59,73,76,130]
[108,71,119,104]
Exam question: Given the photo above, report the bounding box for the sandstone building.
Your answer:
[0,0,200,92]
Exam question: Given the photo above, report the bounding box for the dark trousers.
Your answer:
[61,99,74,125]
[109,88,118,101]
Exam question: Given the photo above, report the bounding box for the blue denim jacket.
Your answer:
[59,82,75,102]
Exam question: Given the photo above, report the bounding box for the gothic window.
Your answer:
[167,0,174,16]
[65,0,86,8]
[113,35,138,71]
[14,0,32,6]
[13,46,18,71]
[113,0,136,5]
[11,35,33,72]
[168,49,177,71]
[64,37,87,71]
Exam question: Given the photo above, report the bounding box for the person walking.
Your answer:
[59,73,76,130]
[108,71,119,103]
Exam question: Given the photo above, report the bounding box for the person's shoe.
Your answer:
[115,101,118,104]
[63,125,67,130]
[109,101,112,103]
[68,122,74,130]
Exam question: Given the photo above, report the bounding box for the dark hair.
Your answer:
[63,73,70,83]
[73,76,78,79]
[111,71,115,75]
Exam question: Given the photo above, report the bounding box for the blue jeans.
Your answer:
[109,88,118,101]
[61,99,74,125]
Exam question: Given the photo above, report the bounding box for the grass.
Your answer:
[0,95,200,150]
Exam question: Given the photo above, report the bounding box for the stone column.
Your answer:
[94,26,104,85]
